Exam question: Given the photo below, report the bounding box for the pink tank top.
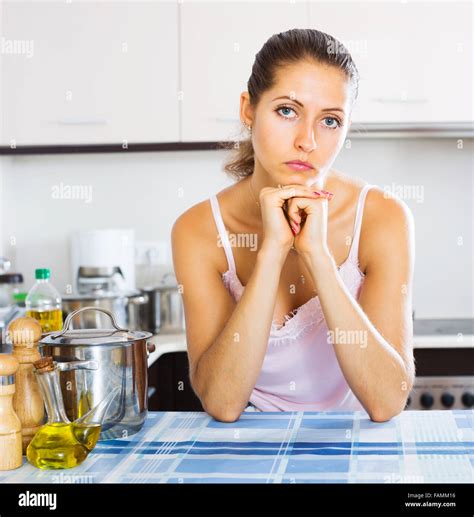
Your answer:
[209,184,373,412]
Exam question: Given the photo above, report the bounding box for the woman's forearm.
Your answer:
[196,244,286,420]
[302,250,412,421]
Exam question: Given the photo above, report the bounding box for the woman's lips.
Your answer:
[285,162,314,171]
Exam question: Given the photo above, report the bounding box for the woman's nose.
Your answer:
[298,141,316,153]
[295,128,317,154]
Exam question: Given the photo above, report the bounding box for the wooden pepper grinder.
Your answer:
[0,353,22,470]
[9,317,45,453]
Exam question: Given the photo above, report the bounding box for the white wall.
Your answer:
[1,137,473,319]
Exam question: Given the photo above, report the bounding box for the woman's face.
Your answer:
[242,60,353,188]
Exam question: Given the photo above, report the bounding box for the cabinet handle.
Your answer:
[54,118,108,126]
[372,97,428,104]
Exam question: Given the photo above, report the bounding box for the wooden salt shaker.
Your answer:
[0,354,22,470]
[9,317,45,453]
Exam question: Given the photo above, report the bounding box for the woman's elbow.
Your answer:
[212,410,242,423]
[201,397,244,423]
[369,410,394,423]
[204,404,242,423]
[368,399,406,423]
[196,382,245,422]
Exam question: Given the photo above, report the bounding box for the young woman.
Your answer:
[172,29,415,422]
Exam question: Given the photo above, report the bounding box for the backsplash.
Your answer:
[1,137,472,318]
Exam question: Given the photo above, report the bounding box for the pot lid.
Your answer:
[62,289,142,301]
[40,327,152,346]
[39,306,152,346]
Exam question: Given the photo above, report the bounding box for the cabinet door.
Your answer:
[309,1,472,124]
[0,1,179,146]
[180,0,308,142]
[148,352,204,412]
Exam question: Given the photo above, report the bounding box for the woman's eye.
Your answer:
[275,106,297,119]
[275,108,342,128]
[323,117,341,129]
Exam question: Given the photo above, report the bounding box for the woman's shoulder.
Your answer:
[329,170,407,222]
[172,197,215,246]
[171,190,235,270]
[171,182,246,276]
[172,181,236,234]
[335,174,415,271]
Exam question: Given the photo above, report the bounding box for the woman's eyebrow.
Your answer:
[271,95,345,113]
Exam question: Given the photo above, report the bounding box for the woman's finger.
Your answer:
[281,184,333,199]
[286,197,318,227]
[260,184,321,207]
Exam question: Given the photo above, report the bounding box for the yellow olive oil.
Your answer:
[78,390,93,419]
[26,308,63,333]
[26,422,101,470]
[72,422,102,451]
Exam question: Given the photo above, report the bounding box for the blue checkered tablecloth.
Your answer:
[1,410,472,483]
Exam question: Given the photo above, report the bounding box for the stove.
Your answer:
[407,319,474,410]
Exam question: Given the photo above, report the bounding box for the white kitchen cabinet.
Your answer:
[309,1,473,124]
[180,0,308,142]
[0,1,179,146]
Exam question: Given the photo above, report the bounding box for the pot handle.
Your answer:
[56,360,99,372]
[51,306,128,339]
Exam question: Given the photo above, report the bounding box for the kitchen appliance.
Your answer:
[407,319,474,410]
[0,258,24,344]
[76,266,125,295]
[0,257,24,309]
[62,265,151,332]
[39,307,153,440]
[70,229,135,292]
[141,272,185,334]
[0,306,22,345]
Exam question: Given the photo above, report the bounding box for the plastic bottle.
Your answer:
[25,269,63,333]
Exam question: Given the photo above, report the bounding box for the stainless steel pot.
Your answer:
[39,306,153,440]
[141,272,185,334]
[62,291,151,332]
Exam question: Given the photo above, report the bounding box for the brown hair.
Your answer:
[220,28,360,180]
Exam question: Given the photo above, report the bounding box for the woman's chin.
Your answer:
[279,170,320,185]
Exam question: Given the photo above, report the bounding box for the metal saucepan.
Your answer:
[39,306,154,440]
[61,291,151,332]
[141,272,185,334]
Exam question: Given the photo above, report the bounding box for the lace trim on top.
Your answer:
[222,258,365,340]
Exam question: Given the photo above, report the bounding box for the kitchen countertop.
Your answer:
[413,318,473,336]
[147,332,186,367]
[145,325,474,367]
[146,317,474,363]
[2,410,472,484]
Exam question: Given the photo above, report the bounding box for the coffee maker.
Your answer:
[70,229,136,293]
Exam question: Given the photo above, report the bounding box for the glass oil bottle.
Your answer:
[26,357,117,470]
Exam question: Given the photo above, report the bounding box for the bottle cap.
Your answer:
[35,268,51,280]
[33,356,55,373]
[13,292,27,303]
